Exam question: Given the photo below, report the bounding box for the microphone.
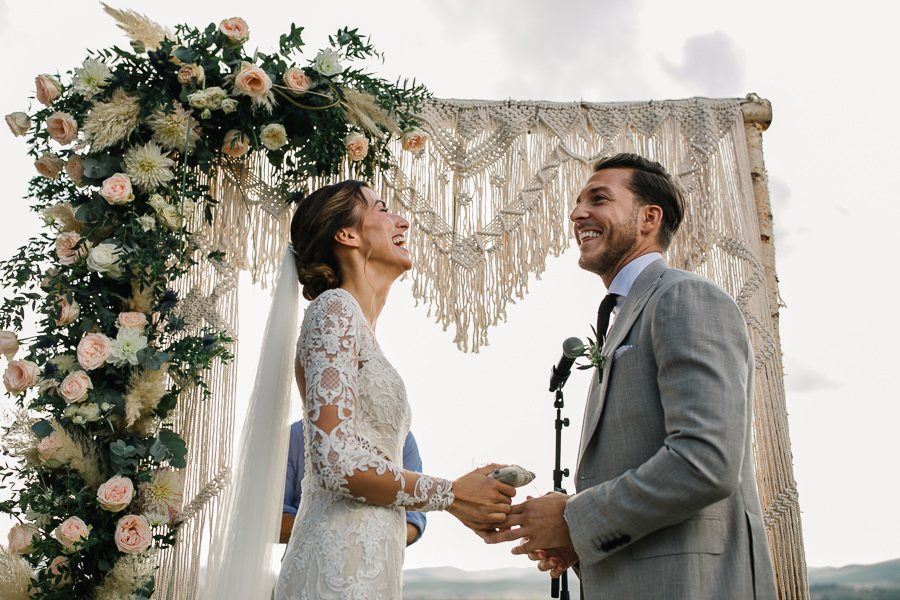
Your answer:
[549,337,584,392]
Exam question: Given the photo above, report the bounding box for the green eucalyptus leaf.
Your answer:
[31,420,54,438]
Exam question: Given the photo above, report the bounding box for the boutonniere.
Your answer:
[575,326,607,383]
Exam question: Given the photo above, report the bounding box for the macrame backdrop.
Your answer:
[155,94,809,600]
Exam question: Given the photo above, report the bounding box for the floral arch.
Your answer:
[0,6,807,600]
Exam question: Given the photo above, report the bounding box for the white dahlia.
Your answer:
[147,102,201,153]
[124,142,176,192]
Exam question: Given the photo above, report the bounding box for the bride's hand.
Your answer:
[447,464,516,533]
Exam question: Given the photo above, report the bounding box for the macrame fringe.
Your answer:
[155,96,807,600]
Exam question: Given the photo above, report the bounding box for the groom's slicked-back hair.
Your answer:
[593,153,685,249]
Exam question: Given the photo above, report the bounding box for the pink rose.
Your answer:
[100,173,134,205]
[7,523,39,554]
[76,333,111,370]
[97,476,134,512]
[48,556,73,587]
[344,132,369,162]
[401,130,428,154]
[59,370,92,404]
[54,516,90,551]
[0,331,18,359]
[37,431,66,466]
[282,67,311,95]
[3,360,41,395]
[114,514,152,553]
[66,155,84,186]
[6,112,30,137]
[177,63,205,85]
[35,153,64,179]
[56,232,86,266]
[54,295,80,326]
[233,62,272,98]
[36,74,62,106]
[46,112,78,145]
[116,311,147,333]
[222,129,250,157]
[219,17,250,45]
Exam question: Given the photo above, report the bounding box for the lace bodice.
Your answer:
[296,288,453,510]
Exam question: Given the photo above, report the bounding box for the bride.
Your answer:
[274,180,516,599]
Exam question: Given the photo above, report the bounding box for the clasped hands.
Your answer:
[448,467,577,578]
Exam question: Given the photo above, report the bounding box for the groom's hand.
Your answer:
[529,546,579,578]
[483,491,572,553]
[448,464,516,532]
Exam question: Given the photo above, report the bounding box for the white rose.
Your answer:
[260,123,288,151]
[86,243,123,279]
[220,99,238,114]
[312,49,343,76]
[137,214,155,231]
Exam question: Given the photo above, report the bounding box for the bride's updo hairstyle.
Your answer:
[290,180,370,301]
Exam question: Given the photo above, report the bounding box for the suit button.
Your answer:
[600,542,611,552]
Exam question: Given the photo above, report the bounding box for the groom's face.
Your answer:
[571,168,642,280]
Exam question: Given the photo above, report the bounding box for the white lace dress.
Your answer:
[275,289,454,600]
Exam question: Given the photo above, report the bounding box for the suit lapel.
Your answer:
[577,259,668,462]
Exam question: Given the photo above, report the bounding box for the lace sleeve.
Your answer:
[300,292,454,512]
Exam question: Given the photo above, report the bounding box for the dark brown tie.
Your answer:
[596,293,620,344]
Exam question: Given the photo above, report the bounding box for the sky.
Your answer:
[2,0,899,576]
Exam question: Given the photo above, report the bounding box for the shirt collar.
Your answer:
[607,252,663,302]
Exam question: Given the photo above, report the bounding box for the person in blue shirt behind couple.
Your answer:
[280,420,427,545]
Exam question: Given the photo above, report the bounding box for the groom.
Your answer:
[485,154,778,599]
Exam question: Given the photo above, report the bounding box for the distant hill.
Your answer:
[402,558,900,600]
[808,559,900,599]
[403,566,579,599]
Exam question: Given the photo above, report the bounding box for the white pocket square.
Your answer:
[614,345,633,360]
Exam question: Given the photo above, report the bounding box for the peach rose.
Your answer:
[116,311,147,333]
[8,523,39,554]
[66,155,84,186]
[54,296,80,326]
[0,331,18,359]
[35,74,62,106]
[37,431,66,466]
[114,514,152,554]
[5,112,30,137]
[46,112,78,145]
[35,153,64,179]
[76,333,111,371]
[56,232,86,266]
[177,63,205,85]
[344,132,369,162]
[3,360,41,395]
[97,476,134,512]
[100,173,134,205]
[59,370,92,404]
[401,130,428,154]
[283,67,311,95]
[222,129,250,157]
[54,516,90,551]
[48,556,73,587]
[219,17,250,45]
[233,62,272,99]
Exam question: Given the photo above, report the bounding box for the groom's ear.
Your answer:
[334,226,361,248]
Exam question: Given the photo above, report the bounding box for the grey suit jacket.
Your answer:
[565,259,777,599]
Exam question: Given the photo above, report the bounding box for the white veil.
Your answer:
[200,247,298,599]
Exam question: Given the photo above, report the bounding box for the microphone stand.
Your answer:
[549,376,571,599]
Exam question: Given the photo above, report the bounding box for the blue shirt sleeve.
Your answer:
[283,421,305,516]
[403,431,427,543]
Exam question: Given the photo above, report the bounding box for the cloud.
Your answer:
[424,0,649,101]
[659,31,745,97]
[783,361,842,394]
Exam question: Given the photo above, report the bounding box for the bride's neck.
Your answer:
[340,277,391,329]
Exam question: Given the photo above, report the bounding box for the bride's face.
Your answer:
[357,187,412,274]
